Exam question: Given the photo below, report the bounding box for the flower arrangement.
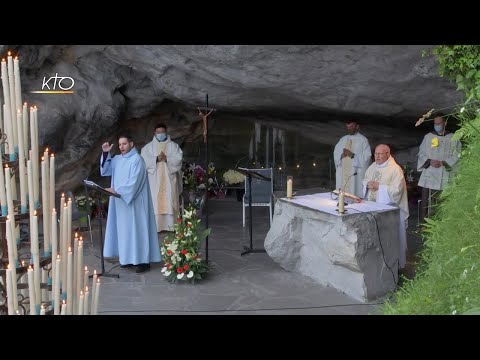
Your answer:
[74,195,95,213]
[160,205,211,283]
[223,169,245,185]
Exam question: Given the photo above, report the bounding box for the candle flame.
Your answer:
[96,278,101,283]
[74,232,78,238]
[68,246,72,252]
[62,300,66,305]
[21,260,25,266]
[45,147,49,152]
[61,192,65,198]
[5,164,8,168]
[41,156,44,161]
[15,56,18,60]
[52,208,56,212]
[1,58,5,62]
[28,265,32,270]
[51,153,55,157]
[17,109,21,114]
[85,286,89,292]
[7,264,10,269]
[85,265,88,271]
[80,290,84,296]
[8,51,11,56]
[94,270,97,275]
[24,102,27,106]
[34,210,37,216]
[57,254,60,259]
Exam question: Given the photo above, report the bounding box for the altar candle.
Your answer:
[286,176,293,198]
[83,266,89,291]
[31,210,41,306]
[40,304,46,315]
[0,139,7,216]
[1,60,15,158]
[76,239,84,313]
[91,270,97,314]
[339,191,345,214]
[51,208,58,273]
[27,266,37,315]
[27,160,34,215]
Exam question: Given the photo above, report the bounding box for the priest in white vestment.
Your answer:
[141,124,183,232]
[417,113,461,223]
[334,120,372,198]
[363,144,409,269]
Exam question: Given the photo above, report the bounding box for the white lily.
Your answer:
[164,270,171,276]
[161,267,167,273]
[177,273,185,280]
[187,271,194,278]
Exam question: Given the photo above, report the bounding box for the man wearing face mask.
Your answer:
[417,112,461,223]
[333,119,372,198]
[141,123,184,232]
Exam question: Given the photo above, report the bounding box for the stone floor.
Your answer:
[79,188,423,315]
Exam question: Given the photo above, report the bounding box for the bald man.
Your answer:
[363,144,409,269]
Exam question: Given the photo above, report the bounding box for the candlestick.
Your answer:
[31,210,41,308]
[84,286,90,315]
[16,109,27,213]
[60,300,66,315]
[7,52,17,153]
[66,247,73,315]
[54,255,61,315]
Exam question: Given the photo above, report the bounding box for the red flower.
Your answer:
[177,267,184,273]
[177,218,183,223]
[184,264,190,270]
[187,223,192,227]
[178,233,183,238]
[167,250,173,256]
[181,249,188,254]
[167,264,172,269]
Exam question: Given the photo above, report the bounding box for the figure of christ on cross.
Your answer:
[198,107,214,143]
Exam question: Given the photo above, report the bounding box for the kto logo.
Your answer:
[31,73,75,94]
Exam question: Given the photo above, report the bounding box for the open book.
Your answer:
[83,180,121,198]
[332,189,362,203]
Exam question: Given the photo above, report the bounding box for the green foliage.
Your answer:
[160,205,211,283]
[384,46,480,315]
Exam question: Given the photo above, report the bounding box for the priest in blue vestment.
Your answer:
[100,134,161,273]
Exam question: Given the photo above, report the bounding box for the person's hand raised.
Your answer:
[102,142,113,152]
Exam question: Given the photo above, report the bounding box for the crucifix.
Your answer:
[197,94,216,263]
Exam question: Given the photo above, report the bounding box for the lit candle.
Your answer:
[92,278,101,315]
[6,218,18,311]
[41,157,50,254]
[338,191,345,214]
[51,208,58,277]
[30,106,39,207]
[73,233,78,314]
[13,56,22,114]
[60,300,66,315]
[27,266,37,315]
[7,52,17,153]
[23,102,28,157]
[54,255,61,315]
[1,61,15,159]
[77,239,84,310]
[61,203,68,294]
[83,266,89,292]
[78,290,84,315]
[16,109,27,213]
[40,304,46,315]
[84,286,90,315]
[49,154,55,223]
[66,247,73,315]
[286,176,293,198]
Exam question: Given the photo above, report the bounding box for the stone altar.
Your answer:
[264,192,400,302]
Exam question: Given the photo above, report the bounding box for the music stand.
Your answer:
[236,167,271,256]
[83,180,120,279]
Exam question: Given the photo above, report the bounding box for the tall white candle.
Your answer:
[61,203,68,294]
[338,191,345,214]
[72,233,78,314]
[16,109,27,213]
[27,160,34,215]
[76,239,84,314]
[41,157,50,254]
[92,278,101,315]
[91,270,97,315]
[84,286,90,315]
[1,61,15,159]
[31,107,39,207]
[13,56,22,119]
[6,265,15,315]
[49,154,55,224]
[7,52,17,153]
[83,266,89,292]
[51,208,58,279]
[5,165,18,264]
[23,102,28,158]
[78,291,84,315]
[66,247,73,315]
[6,217,18,311]
[40,304,46,315]
[27,266,37,315]
[54,255,61,315]
[31,210,41,308]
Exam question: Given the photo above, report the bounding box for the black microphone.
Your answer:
[342,172,358,193]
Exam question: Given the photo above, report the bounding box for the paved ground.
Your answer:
[79,188,423,315]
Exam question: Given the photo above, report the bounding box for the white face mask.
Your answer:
[434,124,444,134]
[155,133,167,142]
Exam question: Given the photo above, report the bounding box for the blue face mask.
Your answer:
[434,124,444,134]
[155,133,167,142]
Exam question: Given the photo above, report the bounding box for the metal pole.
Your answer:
[205,94,209,264]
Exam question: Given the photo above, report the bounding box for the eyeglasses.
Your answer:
[374,152,389,156]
